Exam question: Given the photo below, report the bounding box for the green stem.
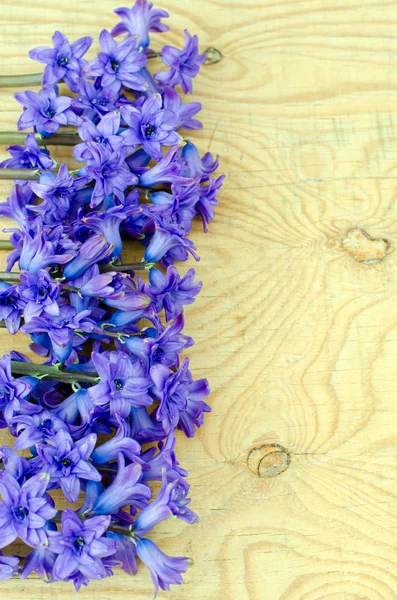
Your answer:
[100,263,148,273]
[0,168,40,181]
[10,360,99,384]
[0,72,43,87]
[0,241,14,251]
[0,132,79,146]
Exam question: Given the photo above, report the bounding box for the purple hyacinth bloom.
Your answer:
[0,133,55,171]
[90,455,151,516]
[111,0,169,49]
[144,224,199,265]
[79,271,124,299]
[73,111,124,162]
[13,410,67,451]
[21,305,94,364]
[47,509,117,581]
[28,164,77,226]
[85,30,148,92]
[196,174,225,231]
[141,431,187,483]
[148,266,202,321]
[0,471,57,549]
[125,313,193,368]
[0,446,31,481]
[21,547,57,581]
[0,351,33,423]
[120,94,181,160]
[136,537,191,596]
[29,31,93,93]
[156,30,205,94]
[82,206,137,259]
[37,431,101,503]
[63,234,114,280]
[15,88,79,136]
[0,283,25,334]
[129,407,165,442]
[151,357,210,437]
[180,140,219,178]
[163,87,202,130]
[134,472,197,536]
[73,79,120,117]
[139,146,192,187]
[0,553,19,580]
[16,223,75,274]
[18,269,60,322]
[0,185,35,229]
[54,389,94,428]
[91,421,141,465]
[77,146,137,208]
[106,532,137,575]
[88,351,152,418]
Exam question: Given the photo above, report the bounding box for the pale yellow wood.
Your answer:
[1,0,397,598]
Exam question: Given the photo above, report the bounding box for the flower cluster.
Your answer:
[0,0,222,594]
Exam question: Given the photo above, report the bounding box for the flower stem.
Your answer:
[0,168,40,181]
[0,241,14,251]
[100,263,148,273]
[10,360,99,384]
[0,73,43,87]
[0,132,79,146]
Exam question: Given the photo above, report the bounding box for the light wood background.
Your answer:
[1,0,397,598]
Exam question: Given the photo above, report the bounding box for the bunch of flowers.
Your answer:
[0,1,223,593]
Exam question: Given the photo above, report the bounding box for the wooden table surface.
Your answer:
[1,0,397,598]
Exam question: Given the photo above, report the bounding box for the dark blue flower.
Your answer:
[28,164,77,226]
[120,94,181,160]
[0,133,55,171]
[29,31,93,92]
[151,358,210,436]
[90,454,151,515]
[0,471,57,549]
[147,266,202,321]
[156,30,205,94]
[15,88,80,136]
[72,79,120,117]
[136,537,191,596]
[12,410,68,451]
[73,111,124,162]
[37,430,101,503]
[21,305,94,363]
[17,222,76,274]
[77,146,137,208]
[88,351,152,418]
[111,0,170,49]
[0,552,19,580]
[18,269,60,322]
[85,30,148,92]
[162,86,202,130]
[47,509,116,581]
[0,283,25,334]
[62,234,114,280]
[134,471,197,536]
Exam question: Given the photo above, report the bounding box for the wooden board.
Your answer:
[1,0,397,597]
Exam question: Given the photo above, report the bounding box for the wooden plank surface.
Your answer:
[1,0,397,598]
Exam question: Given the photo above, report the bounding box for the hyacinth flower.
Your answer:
[111,0,170,49]
[29,31,93,92]
[85,29,148,92]
[0,0,224,593]
[15,88,80,136]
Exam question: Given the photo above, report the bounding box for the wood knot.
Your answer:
[247,444,290,478]
[204,47,223,65]
[342,228,389,264]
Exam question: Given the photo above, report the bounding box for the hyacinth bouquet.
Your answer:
[0,1,223,593]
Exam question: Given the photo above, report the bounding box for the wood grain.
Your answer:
[1,0,397,597]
